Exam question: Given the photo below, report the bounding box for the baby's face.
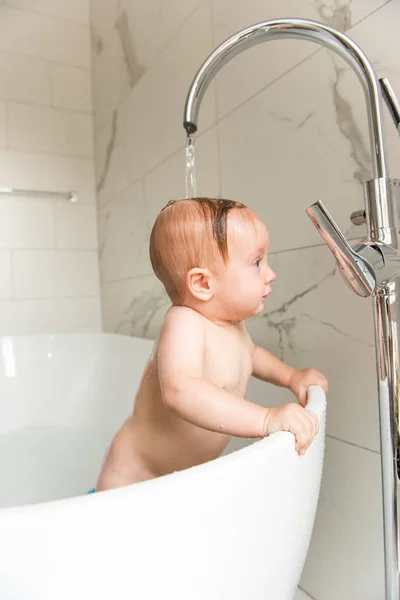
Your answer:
[213,212,276,321]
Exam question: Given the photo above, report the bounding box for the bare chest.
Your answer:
[203,326,253,396]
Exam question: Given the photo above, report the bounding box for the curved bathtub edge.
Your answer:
[0,386,326,516]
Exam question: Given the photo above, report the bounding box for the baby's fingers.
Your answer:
[308,410,319,440]
[295,411,319,455]
[295,432,308,455]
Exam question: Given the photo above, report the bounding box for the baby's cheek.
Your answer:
[238,279,252,296]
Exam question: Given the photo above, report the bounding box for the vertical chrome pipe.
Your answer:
[374,283,400,599]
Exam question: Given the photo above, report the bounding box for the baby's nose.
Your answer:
[266,267,276,284]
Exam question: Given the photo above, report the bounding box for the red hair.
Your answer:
[149,197,254,303]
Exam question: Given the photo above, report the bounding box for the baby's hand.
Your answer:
[288,368,328,407]
[264,404,319,455]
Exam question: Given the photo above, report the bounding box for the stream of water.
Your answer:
[185,135,197,198]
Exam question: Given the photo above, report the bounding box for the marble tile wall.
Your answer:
[0,1,101,334]
[91,1,398,597]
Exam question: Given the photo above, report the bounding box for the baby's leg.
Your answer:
[96,420,156,491]
[96,455,155,491]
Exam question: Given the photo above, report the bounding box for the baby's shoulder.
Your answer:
[162,305,206,332]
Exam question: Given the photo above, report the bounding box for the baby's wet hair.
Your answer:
[161,197,247,263]
[149,197,254,303]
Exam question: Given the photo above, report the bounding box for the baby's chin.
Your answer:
[254,298,267,316]
[216,299,267,321]
[238,302,266,320]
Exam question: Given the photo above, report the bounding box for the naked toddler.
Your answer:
[96,197,328,491]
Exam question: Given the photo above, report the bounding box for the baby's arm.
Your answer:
[157,307,268,438]
[251,343,296,388]
[157,307,318,454]
[247,328,328,406]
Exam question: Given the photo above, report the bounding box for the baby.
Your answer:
[96,197,328,491]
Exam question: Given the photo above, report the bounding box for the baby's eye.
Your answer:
[255,258,261,268]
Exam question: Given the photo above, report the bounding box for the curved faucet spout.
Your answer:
[183,18,387,179]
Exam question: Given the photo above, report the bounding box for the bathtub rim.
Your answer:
[0,383,326,515]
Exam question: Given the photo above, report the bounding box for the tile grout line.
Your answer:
[48,60,55,110]
[0,295,100,303]
[298,585,318,600]
[101,273,156,285]
[326,433,380,455]
[0,147,96,165]
[8,248,15,300]
[1,3,90,29]
[7,97,93,117]
[51,198,57,250]
[8,248,99,253]
[101,273,155,285]
[0,46,90,72]
[2,145,93,160]
[268,236,365,256]
[140,177,152,233]
[3,99,8,148]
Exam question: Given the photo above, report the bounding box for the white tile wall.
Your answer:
[0,251,12,299]
[51,64,92,112]
[301,438,384,599]
[13,250,99,299]
[122,0,202,68]
[93,1,217,183]
[0,101,7,147]
[0,6,90,67]
[54,203,98,250]
[96,137,132,207]
[91,18,130,135]
[98,180,152,283]
[101,274,169,339]
[5,0,90,25]
[122,1,217,182]
[91,0,202,134]
[0,297,101,334]
[0,151,96,202]
[0,195,54,248]
[0,53,50,105]
[0,0,100,336]
[8,102,93,156]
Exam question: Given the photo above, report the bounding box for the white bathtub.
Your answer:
[0,333,326,600]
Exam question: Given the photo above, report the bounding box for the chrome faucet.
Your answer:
[306,201,378,297]
[183,19,400,599]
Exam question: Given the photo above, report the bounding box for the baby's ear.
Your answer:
[186,268,213,302]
